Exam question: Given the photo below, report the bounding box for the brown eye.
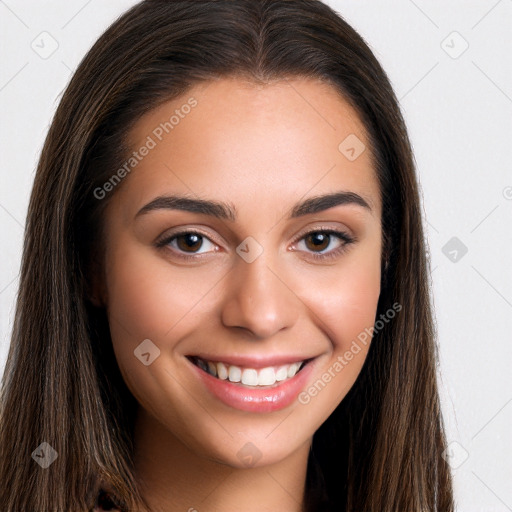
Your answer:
[175,233,204,253]
[304,232,331,252]
[156,230,218,260]
[294,229,355,261]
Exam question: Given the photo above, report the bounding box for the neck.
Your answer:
[132,407,310,512]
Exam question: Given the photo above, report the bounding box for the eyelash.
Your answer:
[155,227,356,262]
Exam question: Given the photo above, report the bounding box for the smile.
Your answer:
[189,356,307,387]
[186,354,317,412]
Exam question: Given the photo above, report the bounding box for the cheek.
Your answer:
[294,247,381,419]
[301,239,381,353]
[103,237,222,357]
[102,239,225,421]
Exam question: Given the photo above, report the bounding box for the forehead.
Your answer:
[110,77,381,222]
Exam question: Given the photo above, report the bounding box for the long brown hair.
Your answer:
[0,1,454,510]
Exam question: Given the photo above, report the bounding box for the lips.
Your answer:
[186,354,317,412]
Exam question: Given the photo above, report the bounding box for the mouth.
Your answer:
[186,353,318,413]
[186,355,312,389]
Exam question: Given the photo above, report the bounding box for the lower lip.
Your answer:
[188,358,316,413]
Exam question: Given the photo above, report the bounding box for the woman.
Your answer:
[0,1,454,510]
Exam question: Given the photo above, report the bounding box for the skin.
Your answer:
[97,77,382,512]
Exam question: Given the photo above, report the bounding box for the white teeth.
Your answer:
[287,362,300,378]
[241,368,259,386]
[195,357,306,386]
[258,367,276,386]
[228,365,241,383]
[216,362,228,380]
[275,366,288,382]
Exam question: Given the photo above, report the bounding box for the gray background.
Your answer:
[1,1,511,510]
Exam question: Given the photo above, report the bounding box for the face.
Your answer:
[99,77,382,468]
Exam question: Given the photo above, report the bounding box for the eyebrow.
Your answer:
[135,191,372,221]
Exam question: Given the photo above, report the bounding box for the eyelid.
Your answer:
[155,226,222,246]
[290,223,353,244]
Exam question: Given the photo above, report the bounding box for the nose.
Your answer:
[220,247,300,339]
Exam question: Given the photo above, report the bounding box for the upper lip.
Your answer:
[187,353,315,369]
